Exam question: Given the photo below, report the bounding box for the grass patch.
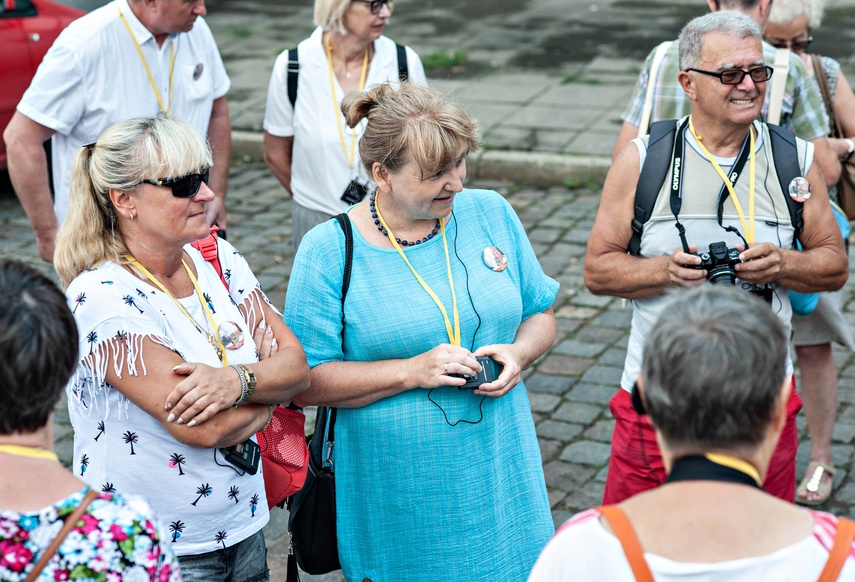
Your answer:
[421,50,468,70]
[563,73,601,85]
[563,176,602,190]
[232,26,252,39]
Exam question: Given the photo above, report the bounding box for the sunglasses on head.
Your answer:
[351,0,393,14]
[139,168,210,198]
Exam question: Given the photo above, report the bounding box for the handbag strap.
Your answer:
[25,489,99,582]
[597,505,655,582]
[325,213,354,437]
[818,517,855,582]
[811,54,843,139]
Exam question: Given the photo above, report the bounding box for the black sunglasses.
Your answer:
[351,0,393,14]
[139,168,210,198]
[685,65,773,85]
[768,36,813,52]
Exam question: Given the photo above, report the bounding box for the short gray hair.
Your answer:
[678,12,763,70]
[768,0,824,29]
[641,286,789,451]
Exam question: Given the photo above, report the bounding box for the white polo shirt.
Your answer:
[263,26,427,216]
[16,0,230,223]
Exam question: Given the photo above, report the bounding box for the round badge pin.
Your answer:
[483,246,508,272]
[217,321,245,351]
[788,176,811,202]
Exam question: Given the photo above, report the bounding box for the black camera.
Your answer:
[688,241,741,285]
[451,355,503,389]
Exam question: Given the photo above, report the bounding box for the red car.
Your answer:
[0,0,83,168]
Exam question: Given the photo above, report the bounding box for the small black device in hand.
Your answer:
[686,241,741,285]
[453,355,503,389]
[340,179,368,205]
[221,438,260,474]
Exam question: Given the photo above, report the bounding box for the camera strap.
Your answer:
[690,116,756,243]
[669,117,754,251]
[664,453,762,488]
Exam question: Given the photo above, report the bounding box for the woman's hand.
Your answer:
[165,363,243,426]
[252,321,279,360]
[408,343,482,389]
[471,344,523,398]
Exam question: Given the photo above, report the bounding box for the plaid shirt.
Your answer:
[622,40,829,141]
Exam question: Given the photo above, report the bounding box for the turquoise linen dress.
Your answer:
[284,189,558,581]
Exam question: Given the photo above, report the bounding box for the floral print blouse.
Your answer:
[0,487,181,581]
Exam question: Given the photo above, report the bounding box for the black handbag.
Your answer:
[286,213,352,579]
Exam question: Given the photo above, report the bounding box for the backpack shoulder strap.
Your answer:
[629,120,677,256]
[766,123,804,245]
[817,517,855,582]
[766,48,790,126]
[190,226,228,289]
[395,43,409,82]
[288,47,299,109]
[638,40,673,138]
[597,506,655,582]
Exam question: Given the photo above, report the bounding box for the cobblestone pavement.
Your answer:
[3,162,855,579]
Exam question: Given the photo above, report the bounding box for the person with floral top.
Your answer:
[0,257,180,581]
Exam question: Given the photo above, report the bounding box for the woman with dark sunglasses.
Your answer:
[52,116,310,581]
[764,0,855,508]
[263,0,427,252]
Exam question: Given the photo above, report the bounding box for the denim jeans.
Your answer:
[178,529,269,582]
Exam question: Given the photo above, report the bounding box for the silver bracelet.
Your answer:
[231,364,248,407]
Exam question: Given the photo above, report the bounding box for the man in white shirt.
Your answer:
[3,0,231,262]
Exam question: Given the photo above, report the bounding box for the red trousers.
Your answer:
[602,379,802,504]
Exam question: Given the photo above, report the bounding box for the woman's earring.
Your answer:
[130,212,135,221]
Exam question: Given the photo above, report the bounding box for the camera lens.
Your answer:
[707,266,737,285]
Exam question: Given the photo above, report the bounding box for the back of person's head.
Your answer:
[679,11,763,70]
[314,0,350,34]
[341,82,480,180]
[768,0,823,27]
[641,286,788,452]
[0,259,78,435]
[54,116,212,288]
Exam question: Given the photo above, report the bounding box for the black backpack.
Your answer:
[286,43,410,108]
[628,120,805,256]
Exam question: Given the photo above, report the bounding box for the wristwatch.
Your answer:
[237,364,257,401]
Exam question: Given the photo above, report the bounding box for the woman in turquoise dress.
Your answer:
[284,82,558,581]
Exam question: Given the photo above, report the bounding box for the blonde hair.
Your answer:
[54,116,212,288]
[342,82,480,179]
[314,0,351,34]
[767,0,824,28]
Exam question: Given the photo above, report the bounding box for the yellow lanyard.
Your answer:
[689,117,756,243]
[325,36,368,167]
[374,192,461,346]
[126,256,228,365]
[118,6,175,115]
[705,452,763,487]
[0,444,59,462]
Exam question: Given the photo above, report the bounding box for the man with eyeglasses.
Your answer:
[611,0,839,192]
[585,12,848,505]
[3,0,231,263]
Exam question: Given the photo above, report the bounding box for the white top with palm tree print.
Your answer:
[65,238,272,555]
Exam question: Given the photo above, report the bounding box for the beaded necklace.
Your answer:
[369,190,440,246]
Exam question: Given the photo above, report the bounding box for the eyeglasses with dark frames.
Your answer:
[768,36,813,52]
[685,65,774,85]
[138,168,210,198]
[351,0,393,14]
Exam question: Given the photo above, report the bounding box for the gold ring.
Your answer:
[444,363,448,373]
